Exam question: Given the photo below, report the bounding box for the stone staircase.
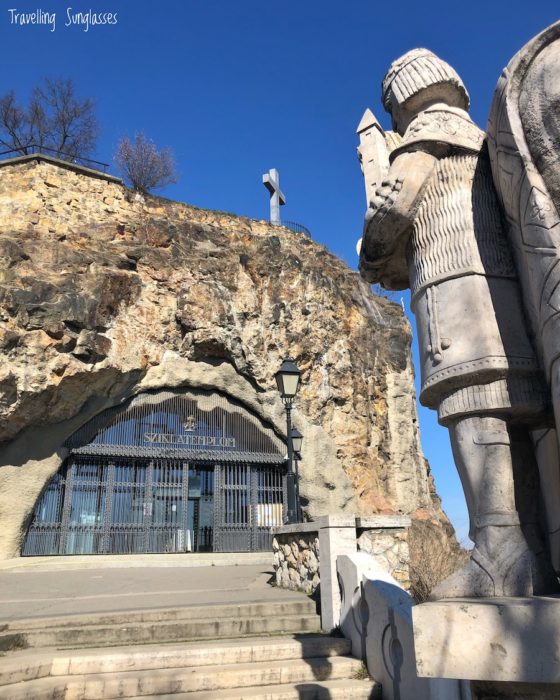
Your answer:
[0,600,380,699]
[0,601,321,651]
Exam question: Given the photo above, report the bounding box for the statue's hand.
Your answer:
[359,150,437,290]
[368,178,404,216]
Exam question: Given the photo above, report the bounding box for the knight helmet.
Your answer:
[382,48,470,114]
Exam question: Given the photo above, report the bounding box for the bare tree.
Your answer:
[114,132,178,194]
[0,78,98,161]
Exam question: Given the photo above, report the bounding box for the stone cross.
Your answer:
[262,168,286,225]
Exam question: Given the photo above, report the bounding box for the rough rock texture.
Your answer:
[272,532,320,594]
[0,155,450,558]
[357,527,410,588]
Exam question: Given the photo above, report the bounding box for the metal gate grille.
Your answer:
[62,460,107,555]
[22,471,65,556]
[23,388,288,556]
[23,458,285,555]
[109,461,147,554]
[213,464,286,552]
[23,458,194,555]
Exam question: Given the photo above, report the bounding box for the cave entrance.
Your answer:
[22,389,287,556]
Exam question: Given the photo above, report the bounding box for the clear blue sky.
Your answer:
[2,0,558,542]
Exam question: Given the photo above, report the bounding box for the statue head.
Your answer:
[382,49,470,134]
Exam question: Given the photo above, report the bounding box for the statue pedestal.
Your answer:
[412,597,560,698]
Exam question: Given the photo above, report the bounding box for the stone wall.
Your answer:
[357,525,410,589]
[273,529,320,594]
[272,516,411,594]
[0,155,452,558]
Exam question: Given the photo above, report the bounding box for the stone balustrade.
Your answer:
[272,514,411,604]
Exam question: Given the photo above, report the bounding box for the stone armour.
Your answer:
[437,377,547,423]
[409,153,516,297]
[377,105,546,425]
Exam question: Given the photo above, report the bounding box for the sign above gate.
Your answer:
[143,432,236,448]
[65,388,284,464]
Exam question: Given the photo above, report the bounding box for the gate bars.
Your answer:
[23,458,286,556]
[213,463,287,553]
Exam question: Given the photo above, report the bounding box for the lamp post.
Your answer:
[290,427,304,522]
[275,358,301,524]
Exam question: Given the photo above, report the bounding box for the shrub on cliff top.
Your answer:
[114,132,178,194]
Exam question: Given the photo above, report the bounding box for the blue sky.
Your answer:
[2,0,558,542]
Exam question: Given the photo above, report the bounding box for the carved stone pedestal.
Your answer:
[412,597,560,698]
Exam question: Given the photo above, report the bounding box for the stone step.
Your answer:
[6,614,321,650]
[0,679,380,700]
[6,600,317,630]
[117,679,381,700]
[0,635,350,685]
[2,655,366,699]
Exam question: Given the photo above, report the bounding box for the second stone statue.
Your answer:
[358,48,558,598]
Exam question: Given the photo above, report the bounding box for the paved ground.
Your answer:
[0,552,271,572]
[0,558,302,623]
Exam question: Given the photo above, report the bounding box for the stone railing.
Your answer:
[273,517,467,698]
[337,551,469,699]
[272,514,410,631]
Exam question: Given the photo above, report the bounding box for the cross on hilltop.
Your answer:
[262,168,286,226]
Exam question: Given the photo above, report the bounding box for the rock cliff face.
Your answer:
[0,155,449,557]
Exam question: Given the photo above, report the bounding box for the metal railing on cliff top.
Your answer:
[0,144,110,173]
[278,220,312,237]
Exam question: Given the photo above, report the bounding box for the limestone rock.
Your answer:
[0,156,450,557]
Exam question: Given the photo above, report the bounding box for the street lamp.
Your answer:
[275,358,301,398]
[275,358,302,524]
[290,427,304,522]
[290,427,303,456]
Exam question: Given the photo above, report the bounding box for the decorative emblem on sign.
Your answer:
[183,416,197,431]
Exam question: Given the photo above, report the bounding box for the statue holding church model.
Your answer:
[358,24,560,599]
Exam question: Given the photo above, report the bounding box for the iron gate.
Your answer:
[23,458,285,555]
[22,389,289,556]
[213,464,286,552]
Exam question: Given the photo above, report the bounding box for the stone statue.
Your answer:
[488,21,560,576]
[358,47,558,598]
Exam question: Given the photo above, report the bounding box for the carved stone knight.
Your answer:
[358,49,557,598]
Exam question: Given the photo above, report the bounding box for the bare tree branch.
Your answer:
[0,92,32,152]
[0,78,98,162]
[114,132,178,194]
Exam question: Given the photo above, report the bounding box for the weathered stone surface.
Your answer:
[358,557,467,700]
[274,531,320,595]
[488,21,560,578]
[0,155,448,558]
[413,598,560,684]
[357,528,410,588]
